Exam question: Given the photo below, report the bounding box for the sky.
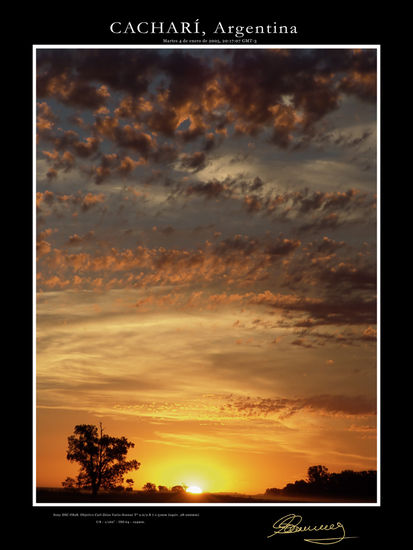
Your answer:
[35,47,378,495]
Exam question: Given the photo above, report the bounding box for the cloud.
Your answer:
[36,232,301,292]
[302,394,376,416]
[36,190,55,208]
[44,129,100,158]
[36,190,106,213]
[158,225,175,236]
[71,137,101,158]
[238,188,375,231]
[215,49,375,139]
[284,241,376,294]
[39,130,101,178]
[36,226,375,330]
[177,177,236,201]
[339,71,376,102]
[248,289,376,327]
[67,230,95,246]
[42,149,76,176]
[36,101,57,136]
[307,236,346,254]
[37,49,376,151]
[291,338,314,348]
[290,326,377,347]
[180,151,207,172]
[317,261,376,289]
[361,326,377,341]
[38,67,110,109]
[36,228,57,257]
[223,393,376,418]
[84,152,144,184]
[166,176,373,230]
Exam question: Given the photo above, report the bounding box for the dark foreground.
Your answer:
[36,488,376,504]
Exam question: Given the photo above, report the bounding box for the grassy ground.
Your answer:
[35,488,375,504]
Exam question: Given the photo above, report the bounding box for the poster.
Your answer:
[31,14,382,545]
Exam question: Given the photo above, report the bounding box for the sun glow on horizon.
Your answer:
[186,485,203,494]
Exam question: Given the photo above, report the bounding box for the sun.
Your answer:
[186,485,203,494]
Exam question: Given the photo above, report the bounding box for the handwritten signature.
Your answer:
[267,514,358,545]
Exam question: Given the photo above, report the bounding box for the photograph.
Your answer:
[32,16,381,545]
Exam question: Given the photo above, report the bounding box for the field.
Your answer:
[36,488,375,504]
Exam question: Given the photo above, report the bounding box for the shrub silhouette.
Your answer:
[171,485,186,493]
[266,465,376,499]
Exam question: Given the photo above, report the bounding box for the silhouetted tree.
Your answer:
[265,487,282,495]
[62,477,78,490]
[171,485,186,493]
[277,465,377,499]
[65,423,140,496]
[143,482,157,492]
[158,485,169,492]
[307,465,329,484]
[284,479,309,494]
[125,479,134,492]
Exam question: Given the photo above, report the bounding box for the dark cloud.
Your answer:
[216,49,375,140]
[213,235,260,256]
[239,188,375,228]
[46,167,58,180]
[36,228,56,257]
[316,129,373,149]
[67,230,95,246]
[160,51,215,108]
[291,297,376,327]
[37,48,161,99]
[91,115,180,167]
[309,236,346,254]
[249,290,376,327]
[296,189,370,214]
[171,175,269,205]
[85,152,142,184]
[338,71,376,102]
[264,237,301,257]
[36,48,377,332]
[40,129,100,177]
[37,232,302,292]
[37,49,376,149]
[291,338,314,348]
[159,226,175,236]
[37,52,111,109]
[298,213,341,233]
[184,179,231,199]
[180,151,207,172]
[223,392,376,418]
[178,125,207,144]
[37,190,106,212]
[110,125,154,157]
[284,239,376,296]
[249,177,264,192]
[302,394,376,416]
[72,137,100,158]
[36,101,57,138]
[291,326,377,347]
[202,132,218,152]
[318,262,376,290]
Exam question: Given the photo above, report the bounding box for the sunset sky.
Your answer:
[35,47,378,495]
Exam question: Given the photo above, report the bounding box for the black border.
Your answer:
[28,13,384,545]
